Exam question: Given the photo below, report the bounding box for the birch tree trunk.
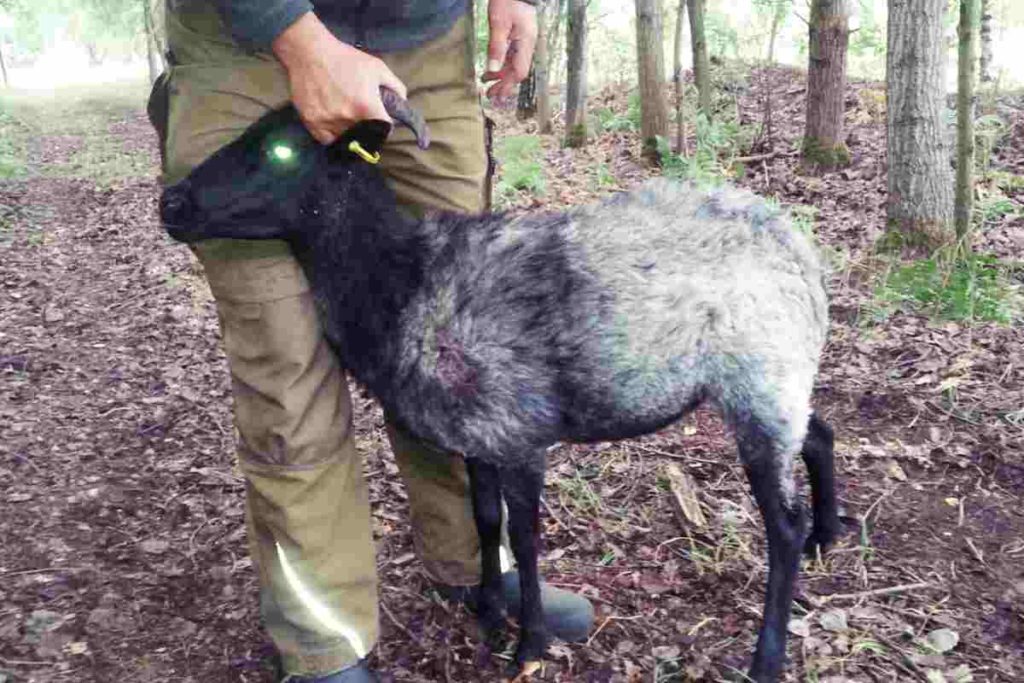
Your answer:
[564,0,588,148]
[536,2,553,134]
[956,0,979,241]
[803,0,851,169]
[886,0,954,249]
[686,0,710,117]
[635,0,669,162]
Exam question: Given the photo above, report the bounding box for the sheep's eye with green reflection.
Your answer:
[270,143,295,163]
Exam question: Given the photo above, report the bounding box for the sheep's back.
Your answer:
[559,180,829,448]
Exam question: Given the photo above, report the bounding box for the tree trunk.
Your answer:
[762,0,787,151]
[686,0,710,117]
[0,43,8,88]
[536,2,553,134]
[635,0,669,163]
[803,0,851,169]
[886,0,954,250]
[956,0,979,242]
[547,0,567,88]
[673,0,686,154]
[517,65,537,120]
[979,0,993,83]
[143,0,164,84]
[564,0,588,148]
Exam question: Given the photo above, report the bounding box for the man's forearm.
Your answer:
[214,0,314,48]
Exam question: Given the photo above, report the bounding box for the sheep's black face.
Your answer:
[160,106,334,243]
[160,89,430,245]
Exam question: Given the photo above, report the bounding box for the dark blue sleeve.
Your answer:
[214,0,314,49]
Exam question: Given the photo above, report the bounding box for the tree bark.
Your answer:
[686,0,710,117]
[536,2,553,133]
[564,0,588,148]
[803,0,851,169]
[980,0,993,83]
[143,0,164,84]
[635,0,669,163]
[886,0,954,250]
[517,65,538,120]
[673,0,686,154]
[956,0,979,241]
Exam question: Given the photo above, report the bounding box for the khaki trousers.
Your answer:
[153,4,492,676]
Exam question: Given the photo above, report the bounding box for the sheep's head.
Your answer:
[160,88,430,243]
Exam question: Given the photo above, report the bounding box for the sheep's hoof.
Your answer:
[803,517,844,557]
[505,660,542,682]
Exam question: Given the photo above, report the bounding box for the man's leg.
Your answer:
[375,13,493,589]
[378,19,594,646]
[158,7,377,677]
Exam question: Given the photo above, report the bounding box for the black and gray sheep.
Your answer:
[160,94,840,682]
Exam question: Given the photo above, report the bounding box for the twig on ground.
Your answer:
[820,581,933,603]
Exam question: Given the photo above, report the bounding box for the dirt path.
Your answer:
[1,78,1023,683]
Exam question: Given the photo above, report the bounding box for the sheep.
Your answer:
[159,91,840,683]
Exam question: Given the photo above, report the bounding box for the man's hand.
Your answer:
[272,12,407,145]
[482,0,538,101]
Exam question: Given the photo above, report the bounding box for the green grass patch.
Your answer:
[0,105,29,179]
[494,134,545,208]
[871,254,1021,325]
[0,81,155,185]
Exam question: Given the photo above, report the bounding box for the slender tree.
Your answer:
[143,0,163,84]
[956,0,979,242]
[886,0,954,250]
[803,0,851,169]
[686,0,710,117]
[760,0,789,151]
[564,0,588,147]
[673,0,687,153]
[635,0,669,162]
[535,1,553,134]
[0,43,7,88]
[517,65,538,120]
[980,0,993,83]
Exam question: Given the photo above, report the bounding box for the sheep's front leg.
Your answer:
[499,458,548,671]
[801,413,840,555]
[466,459,506,648]
[741,437,806,683]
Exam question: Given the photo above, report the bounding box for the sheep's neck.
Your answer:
[291,170,429,395]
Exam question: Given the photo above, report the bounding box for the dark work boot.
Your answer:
[436,571,595,643]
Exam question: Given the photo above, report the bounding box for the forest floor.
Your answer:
[1,69,1023,683]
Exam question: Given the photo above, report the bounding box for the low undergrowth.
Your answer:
[871,253,1021,325]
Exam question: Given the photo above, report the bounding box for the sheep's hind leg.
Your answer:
[740,427,807,683]
[466,459,506,649]
[801,413,840,555]
[499,455,549,672]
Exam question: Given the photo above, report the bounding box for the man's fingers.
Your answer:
[307,121,338,146]
[379,67,408,101]
[487,23,510,75]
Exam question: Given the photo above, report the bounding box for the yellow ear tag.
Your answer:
[348,140,381,164]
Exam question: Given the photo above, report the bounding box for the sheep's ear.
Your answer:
[380,87,431,149]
